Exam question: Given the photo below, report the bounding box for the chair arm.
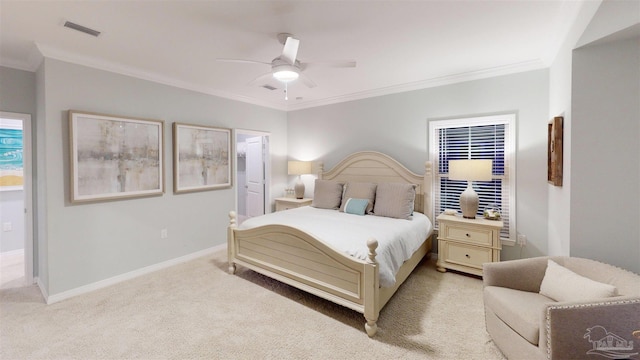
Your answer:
[483,257,549,292]
[539,297,640,360]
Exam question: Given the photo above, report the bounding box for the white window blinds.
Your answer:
[429,114,516,241]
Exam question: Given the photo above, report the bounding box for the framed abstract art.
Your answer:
[172,123,231,194]
[69,110,164,203]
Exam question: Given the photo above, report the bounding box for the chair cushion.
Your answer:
[484,286,554,346]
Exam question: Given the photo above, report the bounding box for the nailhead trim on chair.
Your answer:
[545,298,640,360]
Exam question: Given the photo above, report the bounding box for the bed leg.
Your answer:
[364,238,379,337]
[228,263,236,275]
[365,318,378,337]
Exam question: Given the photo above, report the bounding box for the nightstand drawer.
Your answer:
[276,203,298,211]
[445,226,493,246]
[274,198,312,212]
[445,242,492,269]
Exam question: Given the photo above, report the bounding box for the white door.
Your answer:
[245,136,265,218]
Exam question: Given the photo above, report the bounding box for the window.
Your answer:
[429,114,516,242]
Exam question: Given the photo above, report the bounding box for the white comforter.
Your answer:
[238,206,432,287]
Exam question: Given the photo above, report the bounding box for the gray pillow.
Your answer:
[339,182,377,214]
[311,180,343,210]
[373,182,416,220]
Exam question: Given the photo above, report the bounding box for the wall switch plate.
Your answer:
[2,222,12,232]
[160,229,168,239]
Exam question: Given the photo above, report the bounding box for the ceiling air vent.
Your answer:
[64,21,101,37]
[261,85,277,91]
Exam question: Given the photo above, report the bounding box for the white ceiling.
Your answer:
[1,1,588,111]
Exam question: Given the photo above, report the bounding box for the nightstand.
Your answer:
[274,197,313,211]
[436,213,503,276]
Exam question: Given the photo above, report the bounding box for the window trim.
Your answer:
[428,113,517,245]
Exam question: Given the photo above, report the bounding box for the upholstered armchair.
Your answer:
[483,256,640,360]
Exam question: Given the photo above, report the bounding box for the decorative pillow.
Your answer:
[311,180,343,210]
[373,182,416,220]
[539,259,618,302]
[343,198,369,216]
[339,182,377,214]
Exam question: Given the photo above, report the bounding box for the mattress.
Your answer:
[239,206,433,287]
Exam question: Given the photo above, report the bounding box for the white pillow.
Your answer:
[539,259,618,302]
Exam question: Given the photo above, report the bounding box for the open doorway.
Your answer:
[235,130,270,225]
[0,111,33,289]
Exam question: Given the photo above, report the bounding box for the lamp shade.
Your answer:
[288,161,311,175]
[449,159,493,181]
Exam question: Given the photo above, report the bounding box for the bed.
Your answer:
[227,151,433,336]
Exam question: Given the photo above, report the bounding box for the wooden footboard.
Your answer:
[228,211,433,337]
[228,211,381,336]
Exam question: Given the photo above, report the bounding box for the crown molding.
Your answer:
[0,43,44,72]
[5,43,546,113]
[34,43,287,111]
[285,59,547,111]
[0,58,32,72]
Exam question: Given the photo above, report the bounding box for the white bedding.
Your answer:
[239,206,433,287]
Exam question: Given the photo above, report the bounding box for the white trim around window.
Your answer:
[429,113,516,244]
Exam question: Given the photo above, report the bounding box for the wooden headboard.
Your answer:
[317,151,433,222]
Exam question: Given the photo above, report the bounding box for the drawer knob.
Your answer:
[465,254,470,258]
[465,233,470,237]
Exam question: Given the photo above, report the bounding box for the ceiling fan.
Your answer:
[217,33,356,93]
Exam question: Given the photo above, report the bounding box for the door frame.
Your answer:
[0,111,34,286]
[234,129,271,217]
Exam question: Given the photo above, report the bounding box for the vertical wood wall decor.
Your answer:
[547,116,563,186]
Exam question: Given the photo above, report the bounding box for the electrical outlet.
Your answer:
[517,233,527,246]
[160,229,168,239]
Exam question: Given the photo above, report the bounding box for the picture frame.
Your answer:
[0,118,24,191]
[547,116,563,186]
[69,110,165,203]
[172,123,232,194]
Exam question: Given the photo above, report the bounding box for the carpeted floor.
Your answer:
[0,249,506,359]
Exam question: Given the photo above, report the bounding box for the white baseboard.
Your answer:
[45,245,225,304]
[36,276,49,301]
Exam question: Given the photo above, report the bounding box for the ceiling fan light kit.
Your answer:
[217,33,355,95]
[272,64,299,82]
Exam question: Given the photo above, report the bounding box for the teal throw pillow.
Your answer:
[344,198,369,216]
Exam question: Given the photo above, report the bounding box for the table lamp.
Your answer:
[448,159,493,219]
[288,161,312,199]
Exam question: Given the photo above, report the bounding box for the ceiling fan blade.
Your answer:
[300,60,356,69]
[298,72,317,88]
[281,37,300,65]
[216,58,271,66]
[247,72,275,87]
